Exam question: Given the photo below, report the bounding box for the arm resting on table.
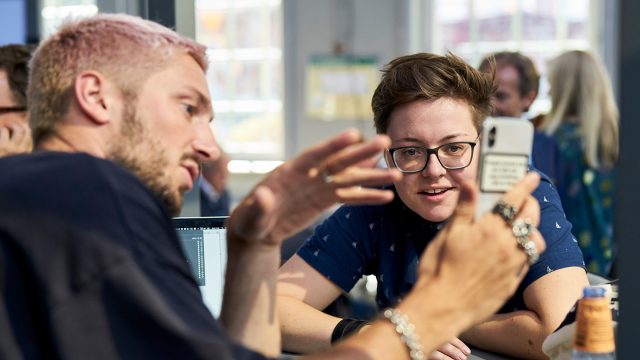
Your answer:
[461,266,588,359]
[278,254,345,353]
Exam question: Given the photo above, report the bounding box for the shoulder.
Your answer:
[1,151,142,189]
[531,171,558,202]
[521,172,585,286]
[1,151,154,205]
[0,152,170,246]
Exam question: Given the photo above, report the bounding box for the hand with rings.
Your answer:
[412,172,546,332]
[492,200,540,265]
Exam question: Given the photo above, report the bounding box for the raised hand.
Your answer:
[0,122,32,157]
[227,129,402,249]
[397,172,546,347]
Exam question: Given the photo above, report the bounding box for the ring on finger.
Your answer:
[320,168,335,184]
[511,219,539,265]
[492,200,518,224]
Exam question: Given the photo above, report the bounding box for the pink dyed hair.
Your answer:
[28,13,208,145]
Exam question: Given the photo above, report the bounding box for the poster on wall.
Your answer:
[305,54,379,121]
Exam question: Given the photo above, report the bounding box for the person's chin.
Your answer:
[166,191,184,217]
[419,205,454,222]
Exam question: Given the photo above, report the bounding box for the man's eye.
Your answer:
[495,92,508,101]
[183,104,195,115]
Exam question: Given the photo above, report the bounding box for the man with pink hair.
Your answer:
[0,14,545,360]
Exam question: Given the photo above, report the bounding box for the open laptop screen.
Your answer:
[173,216,228,317]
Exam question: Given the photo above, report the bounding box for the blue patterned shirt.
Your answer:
[298,173,585,312]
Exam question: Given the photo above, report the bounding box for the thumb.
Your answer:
[419,179,477,275]
[450,178,478,224]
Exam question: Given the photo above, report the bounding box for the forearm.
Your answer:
[279,296,342,353]
[219,242,281,357]
[461,310,550,359]
[305,285,471,360]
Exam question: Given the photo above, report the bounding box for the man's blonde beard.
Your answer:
[106,101,184,216]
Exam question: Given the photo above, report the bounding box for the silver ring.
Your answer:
[511,219,539,265]
[492,200,518,224]
[320,169,334,184]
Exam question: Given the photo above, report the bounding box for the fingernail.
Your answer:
[524,171,540,184]
[463,345,471,355]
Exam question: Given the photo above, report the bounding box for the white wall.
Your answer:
[227,0,412,203]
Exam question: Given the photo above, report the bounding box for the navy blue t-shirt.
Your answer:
[0,152,266,360]
[298,173,585,312]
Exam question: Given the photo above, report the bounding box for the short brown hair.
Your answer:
[0,44,36,108]
[372,52,495,134]
[479,51,539,99]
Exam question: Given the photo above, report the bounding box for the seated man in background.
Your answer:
[0,14,544,360]
[479,51,560,182]
[0,44,34,157]
[200,148,232,216]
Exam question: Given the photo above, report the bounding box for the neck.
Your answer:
[37,127,108,159]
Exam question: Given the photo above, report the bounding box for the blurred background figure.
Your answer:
[200,148,231,216]
[479,51,560,181]
[0,44,35,157]
[542,50,619,277]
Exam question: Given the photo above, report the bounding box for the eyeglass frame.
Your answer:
[386,139,478,173]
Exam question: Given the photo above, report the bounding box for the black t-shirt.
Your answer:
[0,152,266,360]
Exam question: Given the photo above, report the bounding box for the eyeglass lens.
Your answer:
[392,142,474,172]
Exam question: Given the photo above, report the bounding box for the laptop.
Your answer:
[173,216,228,317]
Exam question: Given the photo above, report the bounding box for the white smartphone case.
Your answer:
[475,117,534,219]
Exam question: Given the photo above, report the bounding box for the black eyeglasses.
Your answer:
[0,107,27,115]
[387,141,477,173]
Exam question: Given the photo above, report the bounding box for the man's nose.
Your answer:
[193,124,220,161]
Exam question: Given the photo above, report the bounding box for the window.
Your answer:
[40,0,98,38]
[428,0,596,115]
[196,0,284,162]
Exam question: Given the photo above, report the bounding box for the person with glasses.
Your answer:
[277,53,588,359]
[0,44,35,157]
[1,15,549,359]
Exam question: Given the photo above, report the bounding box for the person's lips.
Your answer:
[180,161,199,190]
[417,186,455,201]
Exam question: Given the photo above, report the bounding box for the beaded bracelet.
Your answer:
[383,308,426,360]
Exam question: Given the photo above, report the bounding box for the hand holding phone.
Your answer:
[475,117,534,219]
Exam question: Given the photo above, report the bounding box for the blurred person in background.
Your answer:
[479,51,560,182]
[542,50,619,277]
[0,44,35,157]
[200,148,231,216]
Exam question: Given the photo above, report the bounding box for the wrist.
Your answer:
[331,318,369,344]
[227,231,281,254]
[396,278,474,349]
[382,308,425,360]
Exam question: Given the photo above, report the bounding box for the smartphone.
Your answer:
[475,117,534,219]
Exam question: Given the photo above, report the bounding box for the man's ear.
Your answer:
[73,71,113,125]
[522,89,538,111]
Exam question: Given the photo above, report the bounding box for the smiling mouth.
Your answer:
[419,188,451,196]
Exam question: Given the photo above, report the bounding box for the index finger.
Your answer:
[293,129,389,171]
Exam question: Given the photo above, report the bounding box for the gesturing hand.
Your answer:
[227,129,402,249]
[403,172,546,343]
[0,122,32,157]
